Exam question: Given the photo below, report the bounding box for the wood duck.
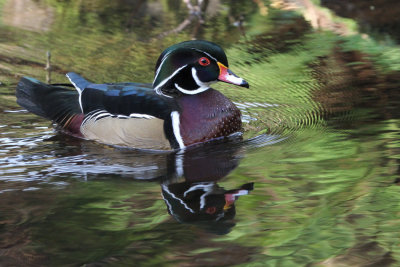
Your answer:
[16,40,249,150]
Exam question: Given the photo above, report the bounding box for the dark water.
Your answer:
[1,0,400,266]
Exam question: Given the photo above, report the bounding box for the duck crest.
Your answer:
[153,49,211,97]
[153,40,236,97]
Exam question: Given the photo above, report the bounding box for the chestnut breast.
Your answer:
[178,89,242,146]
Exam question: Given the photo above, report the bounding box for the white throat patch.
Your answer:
[174,83,209,95]
[174,67,212,95]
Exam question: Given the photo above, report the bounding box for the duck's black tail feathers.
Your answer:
[16,77,82,128]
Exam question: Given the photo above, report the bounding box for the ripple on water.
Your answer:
[236,97,328,149]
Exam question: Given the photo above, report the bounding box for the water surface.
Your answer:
[1,0,400,266]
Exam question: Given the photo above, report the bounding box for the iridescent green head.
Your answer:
[153,40,249,97]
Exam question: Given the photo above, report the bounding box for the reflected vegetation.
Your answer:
[1,0,400,266]
[1,135,257,265]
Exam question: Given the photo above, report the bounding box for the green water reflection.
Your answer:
[1,0,400,266]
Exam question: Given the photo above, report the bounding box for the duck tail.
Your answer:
[16,77,84,136]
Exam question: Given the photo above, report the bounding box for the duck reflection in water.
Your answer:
[162,179,253,235]
[157,139,253,234]
[45,134,254,234]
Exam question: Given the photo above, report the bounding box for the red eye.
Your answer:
[199,57,210,66]
[205,207,217,214]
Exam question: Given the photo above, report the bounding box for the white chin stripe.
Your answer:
[192,67,215,88]
[171,111,185,149]
[175,66,213,95]
[175,83,209,95]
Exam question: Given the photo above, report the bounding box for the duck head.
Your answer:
[153,40,249,97]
